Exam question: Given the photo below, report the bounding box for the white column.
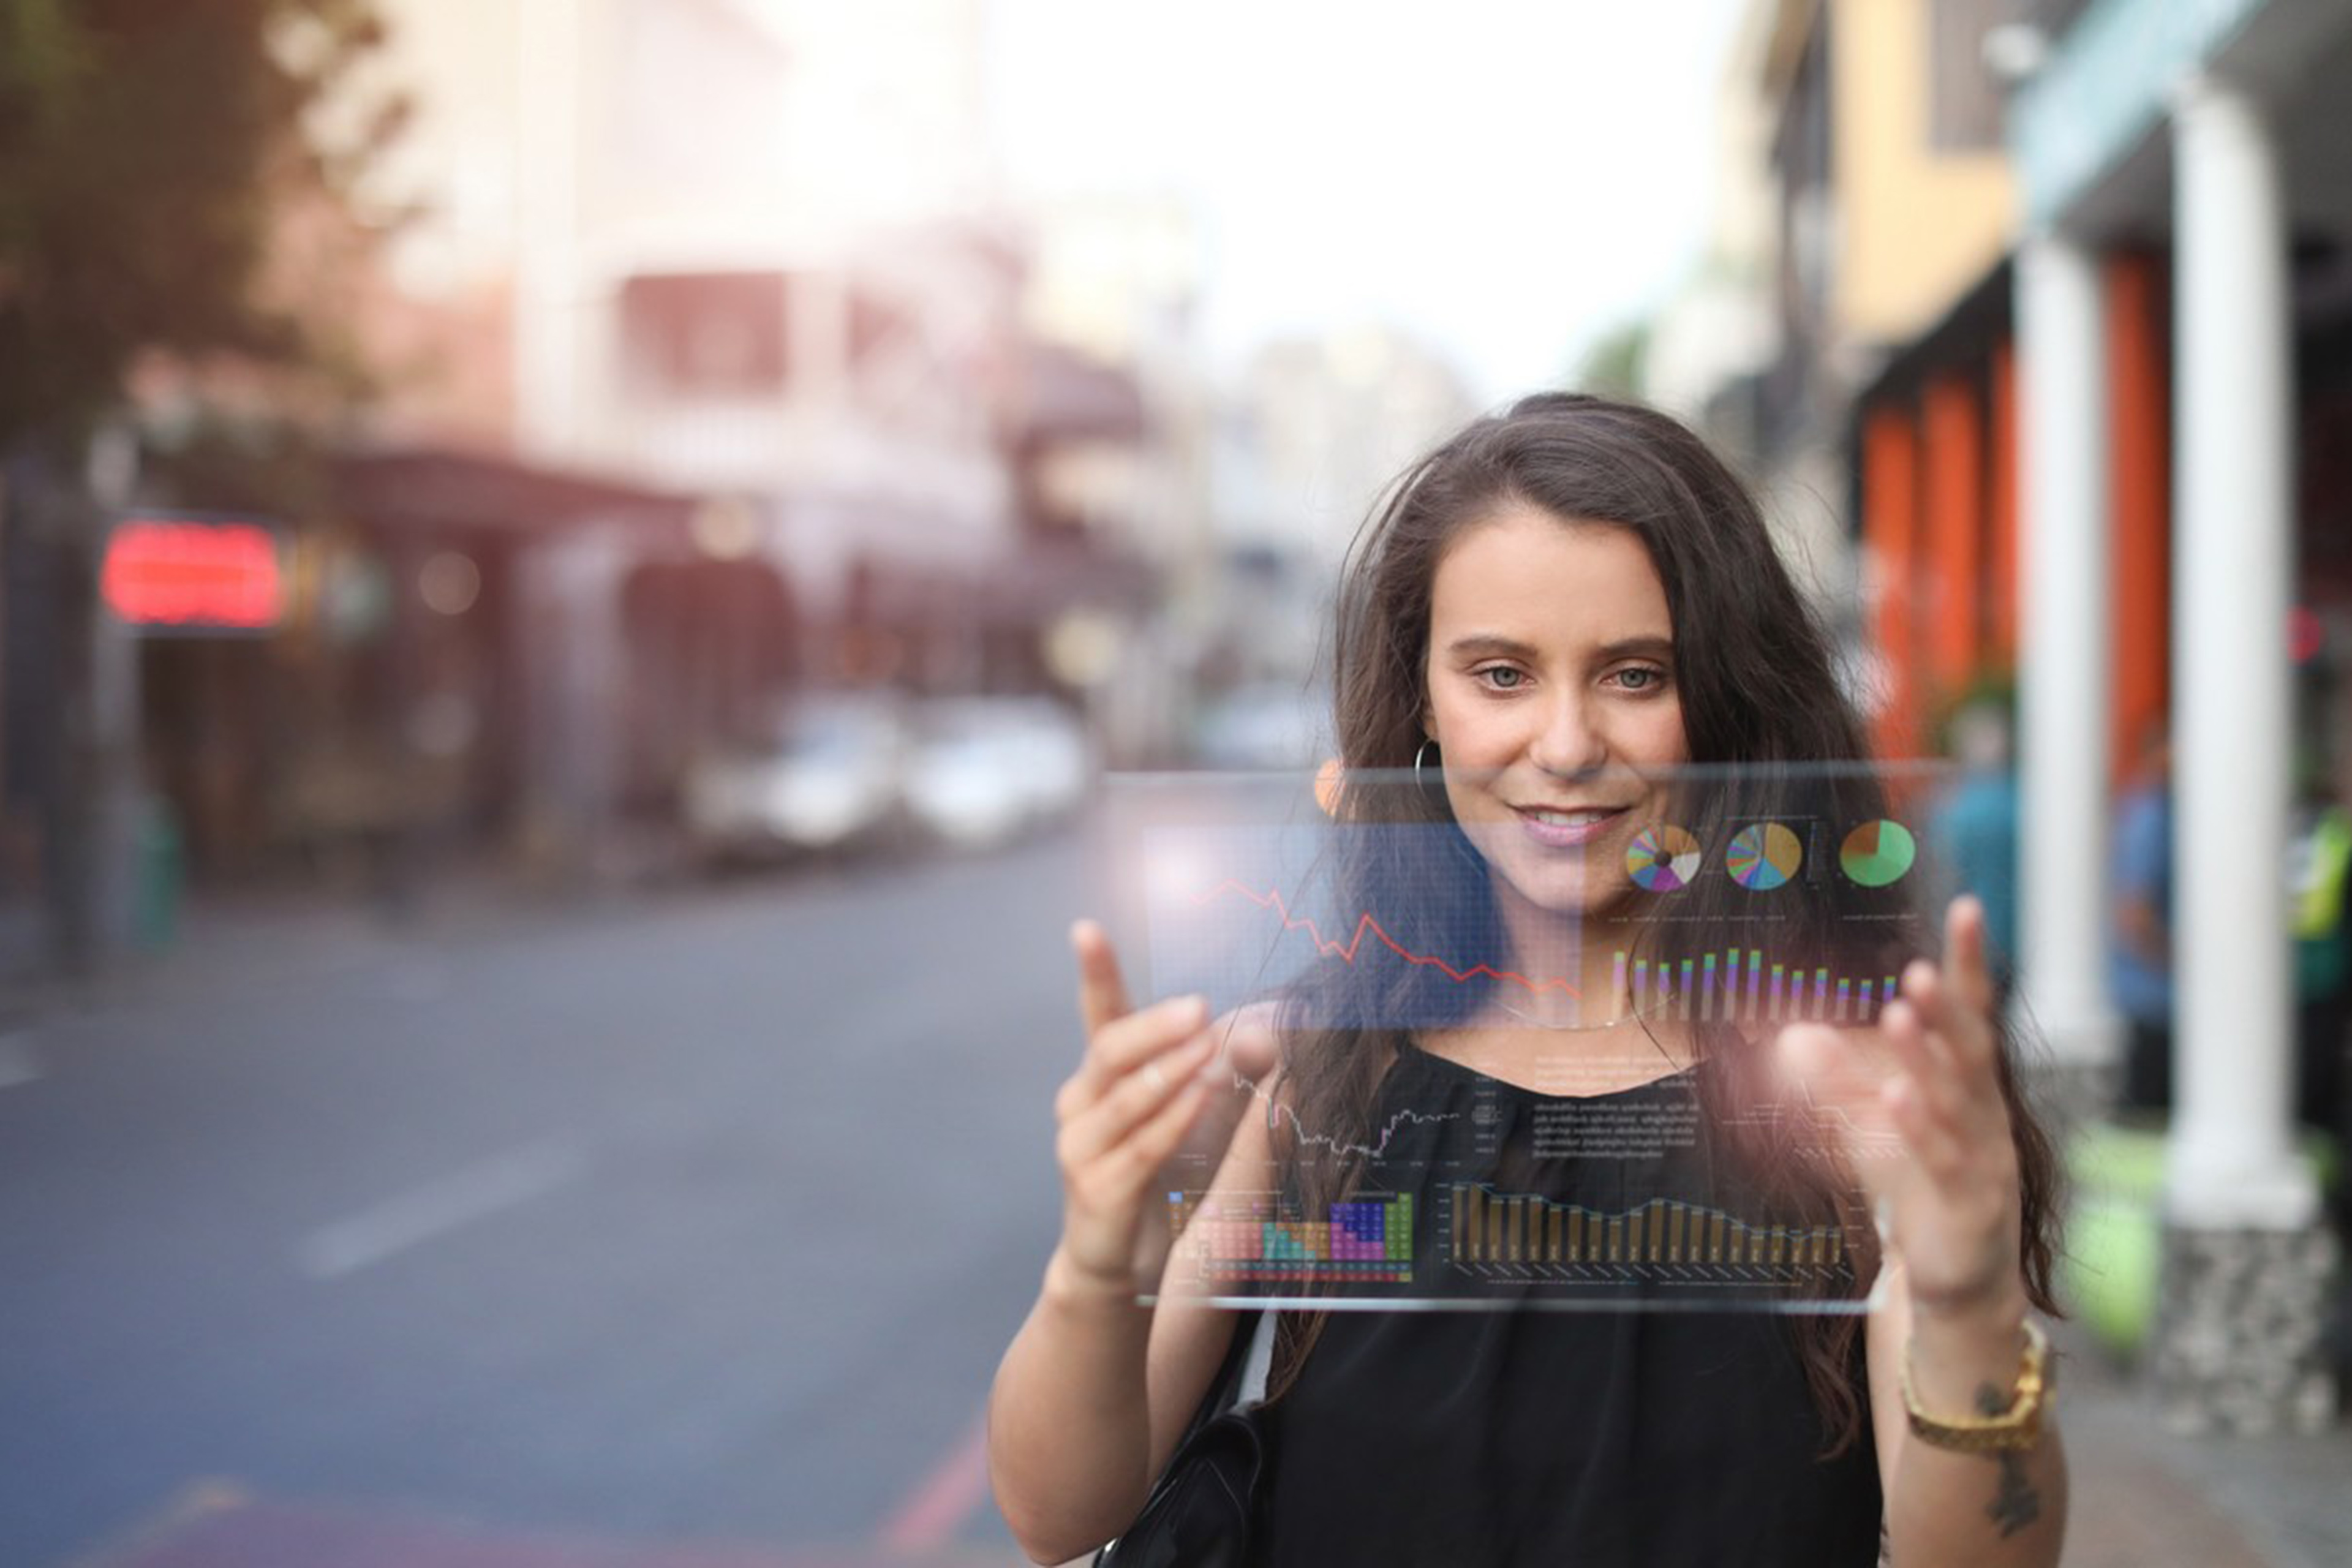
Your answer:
[2167,74,2314,1229]
[2014,232,2120,1079]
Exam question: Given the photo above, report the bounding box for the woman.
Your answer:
[989,394,2068,1566]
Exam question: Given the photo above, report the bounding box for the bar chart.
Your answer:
[1447,1185,1848,1280]
[1609,946,1902,1027]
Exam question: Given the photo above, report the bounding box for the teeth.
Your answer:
[1529,809,1613,826]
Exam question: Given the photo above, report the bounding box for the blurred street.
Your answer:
[1,833,1091,1567]
[5,824,2351,1568]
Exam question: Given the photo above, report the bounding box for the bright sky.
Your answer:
[985,0,1749,401]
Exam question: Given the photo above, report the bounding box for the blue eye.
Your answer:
[1613,666,1667,692]
[1478,666,1526,690]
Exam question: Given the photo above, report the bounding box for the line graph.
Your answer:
[1189,878,1906,1029]
[1249,1090,1466,1163]
[1191,878,1585,1000]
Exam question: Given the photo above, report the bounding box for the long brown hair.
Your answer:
[1267,392,2064,1456]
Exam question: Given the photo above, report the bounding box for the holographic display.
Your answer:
[1098,762,1971,1314]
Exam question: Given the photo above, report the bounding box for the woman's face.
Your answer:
[1420,505,1689,925]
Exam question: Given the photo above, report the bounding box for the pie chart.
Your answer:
[1727,823,1802,890]
[1626,824,1702,892]
[1839,819,1917,888]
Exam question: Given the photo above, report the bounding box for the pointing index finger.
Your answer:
[1072,919,1134,1037]
[1939,895,1999,1036]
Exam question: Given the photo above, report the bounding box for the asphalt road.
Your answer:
[0,829,1100,1566]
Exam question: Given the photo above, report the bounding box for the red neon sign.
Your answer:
[102,518,284,631]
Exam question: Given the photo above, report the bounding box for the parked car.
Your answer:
[682,694,910,862]
[904,696,1091,850]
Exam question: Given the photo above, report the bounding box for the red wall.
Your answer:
[1857,257,2169,765]
[2106,252,2171,782]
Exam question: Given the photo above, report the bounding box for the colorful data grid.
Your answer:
[1168,1191,1415,1283]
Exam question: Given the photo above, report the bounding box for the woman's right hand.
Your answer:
[1052,919,1277,1296]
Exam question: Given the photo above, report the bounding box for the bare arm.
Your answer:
[1869,1263,2068,1566]
[989,1247,1195,1564]
[1782,899,2068,1566]
[986,924,1279,1564]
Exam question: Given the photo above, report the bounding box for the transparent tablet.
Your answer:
[1095,761,1975,1314]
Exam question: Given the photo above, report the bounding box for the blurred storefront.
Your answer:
[2005,0,2351,1434]
[86,446,723,897]
[326,445,731,881]
[1719,0,2351,1434]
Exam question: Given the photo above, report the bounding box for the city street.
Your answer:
[1,832,1095,1567]
[9,817,2352,1566]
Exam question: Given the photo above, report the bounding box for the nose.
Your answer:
[1528,689,1609,777]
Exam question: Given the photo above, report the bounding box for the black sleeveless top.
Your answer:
[1255,1040,1883,1567]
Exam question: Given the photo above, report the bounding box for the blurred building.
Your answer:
[1014,194,1216,764]
[1640,0,1836,609]
[1714,0,2351,1434]
[1675,0,2026,748]
[2002,0,2348,1435]
[92,0,1197,883]
[1204,326,1480,695]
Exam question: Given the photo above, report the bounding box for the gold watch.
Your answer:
[1901,1317,2051,1454]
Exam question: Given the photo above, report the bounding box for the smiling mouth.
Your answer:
[1512,804,1632,846]
[1517,806,1630,825]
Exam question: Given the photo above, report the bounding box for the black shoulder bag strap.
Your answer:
[1095,1310,1277,1568]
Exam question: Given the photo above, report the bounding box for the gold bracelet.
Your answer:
[1901,1317,2051,1454]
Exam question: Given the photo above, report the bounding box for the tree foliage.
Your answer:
[0,0,399,451]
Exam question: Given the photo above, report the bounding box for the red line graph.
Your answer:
[1191,879,1584,1001]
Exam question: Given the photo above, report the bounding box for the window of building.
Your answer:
[619,273,789,398]
[1929,0,2034,152]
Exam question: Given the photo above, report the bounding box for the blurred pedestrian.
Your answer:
[2291,767,2350,1139]
[2110,721,2175,1115]
[1936,696,2022,1000]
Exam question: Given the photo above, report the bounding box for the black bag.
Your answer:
[1095,1311,1275,1568]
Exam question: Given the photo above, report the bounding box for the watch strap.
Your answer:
[1901,1317,2051,1454]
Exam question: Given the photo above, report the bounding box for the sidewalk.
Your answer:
[75,1485,1018,1568]
[2059,1324,2352,1567]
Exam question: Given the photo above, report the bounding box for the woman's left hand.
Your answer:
[1777,895,2024,1316]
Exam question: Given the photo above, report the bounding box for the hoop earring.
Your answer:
[1414,738,1438,785]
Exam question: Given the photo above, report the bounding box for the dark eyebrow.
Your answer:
[1440,633,1674,662]
[1441,633,1541,660]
